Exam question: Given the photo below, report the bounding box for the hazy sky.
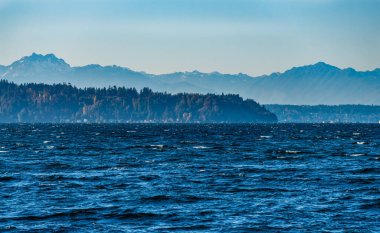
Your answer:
[0,0,379,75]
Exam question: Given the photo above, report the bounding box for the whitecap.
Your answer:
[353,133,361,135]
[351,154,365,157]
[260,136,272,139]
[108,167,127,171]
[43,141,51,144]
[285,150,301,154]
[193,146,210,149]
[356,142,367,145]
[0,151,8,153]
[150,145,164,149]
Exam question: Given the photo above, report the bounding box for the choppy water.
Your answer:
[0,124,379,232]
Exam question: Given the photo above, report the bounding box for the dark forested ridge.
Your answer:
[266,104,380,123]
[0,80,277,123]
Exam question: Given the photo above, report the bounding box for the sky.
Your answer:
[0,0,379,76]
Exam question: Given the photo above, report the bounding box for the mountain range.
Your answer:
[1,53,379,105]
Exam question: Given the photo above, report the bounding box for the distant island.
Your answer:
[266,105,380,123]
[0,80,277,123]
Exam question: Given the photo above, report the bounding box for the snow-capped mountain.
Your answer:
[1,53,379,104]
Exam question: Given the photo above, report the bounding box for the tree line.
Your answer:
[266,104,380,123]
[0,80,277,123]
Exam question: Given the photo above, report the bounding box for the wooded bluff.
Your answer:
[0,80,277,123]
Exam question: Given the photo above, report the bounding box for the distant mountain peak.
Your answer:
[281,62,341,78]
[184,70,202,75]
[23,53,59,62]
[313,61,340,70]
[314,61,331,66]
[295,62,340,71]
[10,53,70,69]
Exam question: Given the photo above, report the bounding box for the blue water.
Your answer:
[0,124,379,232]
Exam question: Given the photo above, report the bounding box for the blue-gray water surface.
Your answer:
[0,124,379,232]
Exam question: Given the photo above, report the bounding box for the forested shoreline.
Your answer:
[266,104,380,123]
[0,80,277,123]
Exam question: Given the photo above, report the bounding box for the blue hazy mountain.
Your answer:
[0,65,6,74]
[1,53,208,94]
[1,53,379,105]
